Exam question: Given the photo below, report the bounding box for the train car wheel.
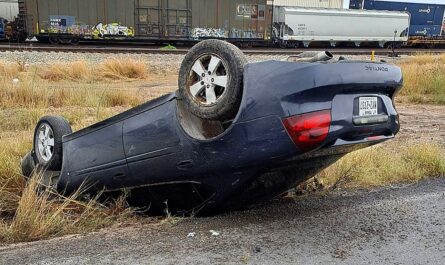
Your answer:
[48,35,59,45]
[279,40,288,49]
[70,37,80,45]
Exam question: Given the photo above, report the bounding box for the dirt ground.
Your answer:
[396,104,445,146]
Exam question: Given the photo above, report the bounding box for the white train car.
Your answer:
[0,0,18,21]
[271,0,345,8]
[273,6,410,47]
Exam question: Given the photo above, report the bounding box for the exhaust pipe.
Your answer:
[286,51,333,63]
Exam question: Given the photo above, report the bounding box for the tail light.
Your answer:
[282,110,331,152]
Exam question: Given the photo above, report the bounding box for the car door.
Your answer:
[123,100,182,187]
[62,121,129,191]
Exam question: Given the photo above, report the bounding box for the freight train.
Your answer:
[1,0,444,47]
[10,0,409,48]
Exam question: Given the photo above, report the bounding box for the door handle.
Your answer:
[177,160,194,170]
[113,173,126,181]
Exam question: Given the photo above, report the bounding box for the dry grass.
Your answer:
[316,142,445,189]
[38,61,91,82]
[1,59,148,83]
[99,59,148,80]
[397,54,445,104]
[0,61,21,79]
[0,174,135,243]
[0,77,142,109]
[0,133,30,215]
[38,59,148,81]
[36,59,148,82]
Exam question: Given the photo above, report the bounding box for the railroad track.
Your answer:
[1,42,445,55]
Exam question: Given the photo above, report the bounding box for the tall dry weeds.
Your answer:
[38,61,91,82]
[99,59,148,80]
[317,142,445,189]
[0,77,142,109]
[0,61,22,79]
[0,174,135,243]
[37,59,148,81]
[397,54,445,104]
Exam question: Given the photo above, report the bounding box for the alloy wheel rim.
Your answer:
[188,54,229,106]
[36,123,55,162]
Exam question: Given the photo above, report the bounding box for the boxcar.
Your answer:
[22,0,273,44]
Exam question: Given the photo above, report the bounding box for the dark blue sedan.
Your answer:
[22,40,402,215]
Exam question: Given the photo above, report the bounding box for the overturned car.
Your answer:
[22,40,403,215]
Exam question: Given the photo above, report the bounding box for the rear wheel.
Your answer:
[178,39,247,121]
[33,116,72,170]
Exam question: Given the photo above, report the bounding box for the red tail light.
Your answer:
[282,110,331,152]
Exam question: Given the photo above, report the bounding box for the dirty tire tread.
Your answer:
[33,116,72,171]
[178,39,247,121]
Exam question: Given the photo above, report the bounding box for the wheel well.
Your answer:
[176,100,229,140]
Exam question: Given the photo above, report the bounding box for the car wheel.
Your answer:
[178,39,247,121]
[33,116,72,170]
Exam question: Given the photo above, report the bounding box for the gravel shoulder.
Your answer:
[1,179,444,265]
[0,50,404,73]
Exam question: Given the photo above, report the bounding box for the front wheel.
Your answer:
[33,116,72,170]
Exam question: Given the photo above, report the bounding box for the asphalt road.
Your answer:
[1,179,444,265]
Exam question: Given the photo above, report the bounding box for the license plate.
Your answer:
[359,97,378,116]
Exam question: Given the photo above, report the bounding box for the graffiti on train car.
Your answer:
[191,28,228,38]
[191,28,264,39]
[92,23,134,38]
[42,16,134,38]
[236,4,266,20]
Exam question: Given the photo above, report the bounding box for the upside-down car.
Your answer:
[22,40,402,215]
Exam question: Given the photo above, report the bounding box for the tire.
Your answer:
[21,151,36,179]
[33,116,72,170]
[178,39,247,121]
